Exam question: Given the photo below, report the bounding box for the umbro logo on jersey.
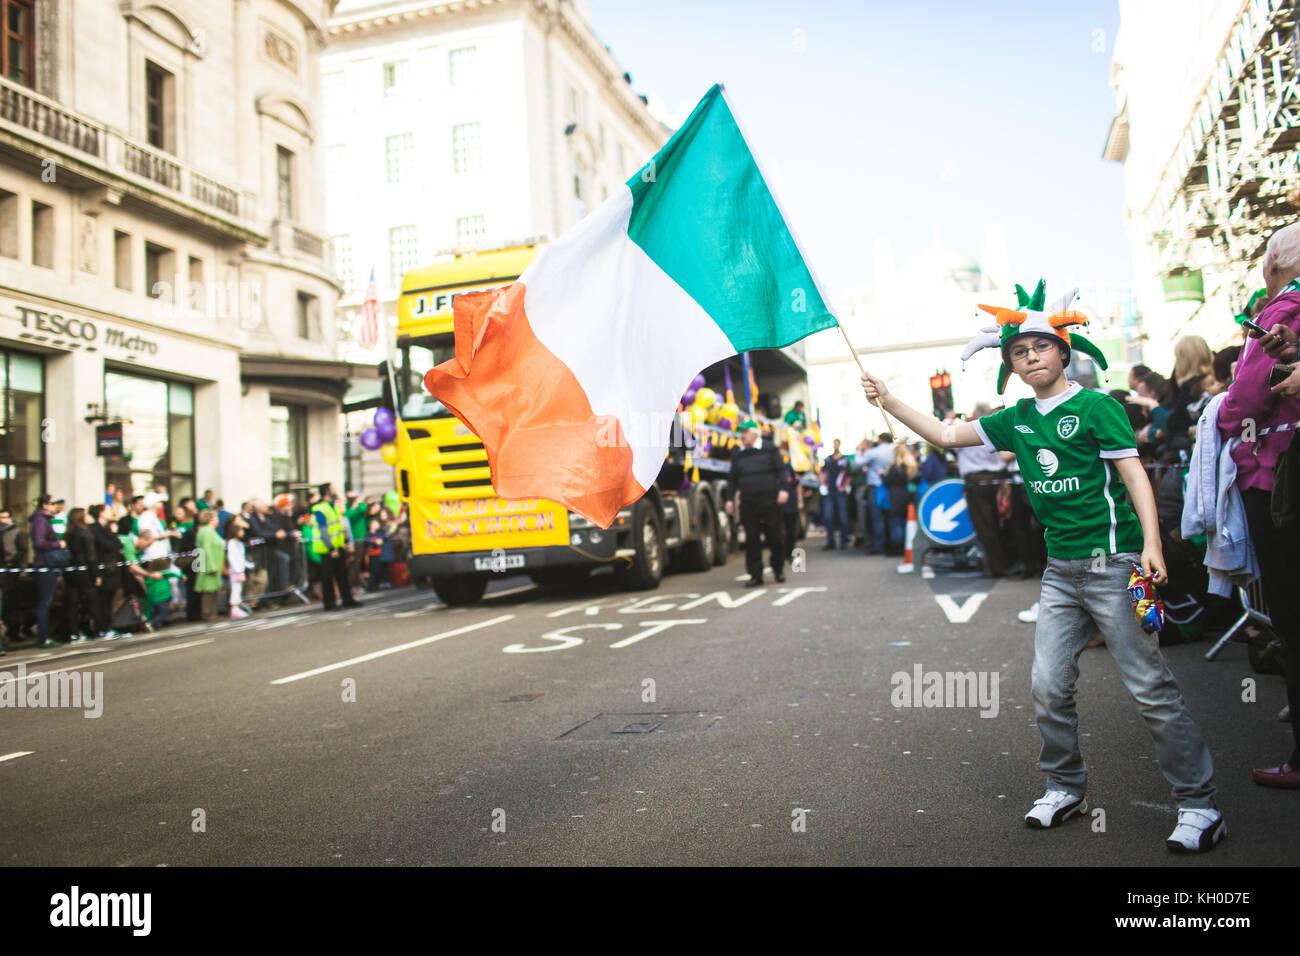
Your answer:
[1057,415,1081,439]
[1015,425,1034,434]
[1036,449,1060,477]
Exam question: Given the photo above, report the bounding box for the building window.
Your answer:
[449,46,476,86]
[29,200,51,268]
[188,256,204,312]
[333,234,354,295]
[0,188,15,258]
[456,215,485,247]
[566,85,581,123]
[382,59,408,97]
[388,224,417,288]
[452,122,481,174]
[385,133,413,184]
[276,145,294,220]
[144,241,173,298]
[0,348,44,526]
[114,230,132,291]
[103,373,195,503]
[1,0,34,87]
[145,60,174,152]
[269,403,307,497]
[296,290,319,339]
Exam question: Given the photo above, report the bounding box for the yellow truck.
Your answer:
[387,239,732,605]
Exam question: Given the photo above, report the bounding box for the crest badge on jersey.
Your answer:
[1057,415,1080,439]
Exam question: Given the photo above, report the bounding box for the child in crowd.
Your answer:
[860,281,1224,853]
[225,515,251,620]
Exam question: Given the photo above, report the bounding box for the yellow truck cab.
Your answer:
[389,239,731,605]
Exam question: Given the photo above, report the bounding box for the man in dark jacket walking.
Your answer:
[724,420,791,587]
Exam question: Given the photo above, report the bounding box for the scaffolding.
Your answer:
[1149,0,1300,300]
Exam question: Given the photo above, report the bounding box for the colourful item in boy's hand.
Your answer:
[1127,564,1165,633]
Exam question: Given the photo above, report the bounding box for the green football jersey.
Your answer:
[973,384,1144,559]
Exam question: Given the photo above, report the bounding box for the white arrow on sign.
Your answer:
[927,498,968,534]
[934,593,987,623]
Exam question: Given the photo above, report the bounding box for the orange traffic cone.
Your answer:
[897,502,918,574]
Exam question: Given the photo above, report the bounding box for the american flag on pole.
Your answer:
[359,267,380,350]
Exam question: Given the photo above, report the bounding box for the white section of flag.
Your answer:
[519,187,735,491]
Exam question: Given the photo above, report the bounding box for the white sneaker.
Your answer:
[69,634,91,643]
[1166,807,1225,853]
[1018,602,1039,624]
[229,607,248,619]
[1024,789,1087,828]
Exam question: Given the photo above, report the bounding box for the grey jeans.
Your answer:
[1032,551,1217,809]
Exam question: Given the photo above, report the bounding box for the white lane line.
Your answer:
[270,614,516,685]
[485,584,537,600]
[0,639,215,686]
[0,751,34,763]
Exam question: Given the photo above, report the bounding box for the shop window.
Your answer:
[0,349,44,526]
[270,403,307,497]
[0,189,16,258]
[103,372,195,503]
[1,0,34,88]
[114,230,132,291]
[30,199,52,268]
[145,241,173,298]
[145,60,174,153]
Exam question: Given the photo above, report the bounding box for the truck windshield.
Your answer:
[398,341,454,421]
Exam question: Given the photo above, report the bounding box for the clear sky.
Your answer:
[588,0,1130,297]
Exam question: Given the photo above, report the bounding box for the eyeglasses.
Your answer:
[1009,340,1059,363]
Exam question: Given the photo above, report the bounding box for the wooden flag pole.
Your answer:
[835,319,896,440]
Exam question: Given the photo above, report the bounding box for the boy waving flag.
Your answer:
[861,281,1225,854]
[424,84,837,528]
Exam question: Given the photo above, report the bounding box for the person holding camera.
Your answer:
[1218,223,1300,789]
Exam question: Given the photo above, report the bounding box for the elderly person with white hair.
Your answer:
[1217,221,1300,789]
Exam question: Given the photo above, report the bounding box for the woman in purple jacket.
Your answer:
[1217,225,1300,789]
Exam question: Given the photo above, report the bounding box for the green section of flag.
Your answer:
[625,84,837,353]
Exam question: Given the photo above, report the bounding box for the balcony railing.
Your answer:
[271,218,330,267]
[0,74,253,230]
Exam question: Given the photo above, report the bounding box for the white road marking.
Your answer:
[0,639,214,686]
[393,602,446,618]
[0,751,34,763]
[271,614,516,684]
[934,594,988,624]
[485,584,537,600]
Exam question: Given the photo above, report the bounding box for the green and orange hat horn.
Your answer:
[960,279,1108,394]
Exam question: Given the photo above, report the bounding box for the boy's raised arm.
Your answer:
[860,372,983,449]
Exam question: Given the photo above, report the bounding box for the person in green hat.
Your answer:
[861,279,1223,854]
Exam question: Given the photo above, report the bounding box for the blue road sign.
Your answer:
[916,478,975,546]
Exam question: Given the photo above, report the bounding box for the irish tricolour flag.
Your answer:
[425,84,837,528]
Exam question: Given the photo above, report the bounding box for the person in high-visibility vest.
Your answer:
[312,482,362,611]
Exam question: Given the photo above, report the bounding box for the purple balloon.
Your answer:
[360,428,383,451]
[691,373,706,390]
[376,419,398,443]
[716,417,732,431]
[681,388,697,406]
[374,407,395,432]
[803,435,816,446]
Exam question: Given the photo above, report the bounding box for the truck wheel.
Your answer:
[618,499,665,590]
[431,575,487,606]
[680,496,717,572]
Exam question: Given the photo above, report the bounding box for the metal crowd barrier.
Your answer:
[1204,578,1271,661]
[239,537,311,610]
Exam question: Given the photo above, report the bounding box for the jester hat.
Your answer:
[959,279,1108,394]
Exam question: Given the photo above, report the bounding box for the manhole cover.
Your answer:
[612,721,661,734]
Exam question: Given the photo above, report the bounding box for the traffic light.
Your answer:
[929,370,953,418]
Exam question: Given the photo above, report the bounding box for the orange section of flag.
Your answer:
[424,283,645,529]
